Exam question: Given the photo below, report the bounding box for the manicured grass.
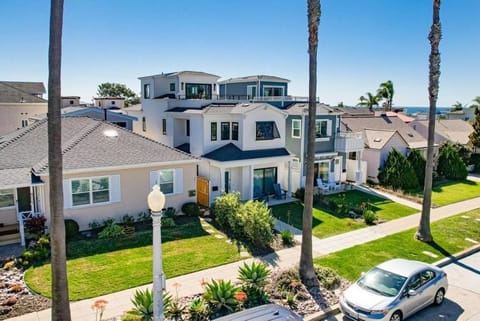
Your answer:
[25,217,243,300]
[271,190,418,239]
[314,209,480,281]
[430,180,480,206]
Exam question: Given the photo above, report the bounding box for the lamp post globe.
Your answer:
[148,184,166,321]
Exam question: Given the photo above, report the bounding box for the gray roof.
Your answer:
[364,129,398,149]
[218,75,290,84]
[61,107,138,120]
[138,71,220,80]
[414,119,473,145]
[0,81,47,103]
[203,143,290,162]
[285,103,337,115]
[0,117,198,187]
[166,102,287,116]
[342,115,427,149]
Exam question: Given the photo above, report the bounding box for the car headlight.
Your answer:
[370,309,389,315]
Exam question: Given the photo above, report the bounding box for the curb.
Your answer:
[434,243,480,267]
[304,304,340,321]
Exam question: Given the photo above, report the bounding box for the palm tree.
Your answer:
[377,80,394,111]
[357,92,380,111]
[451,101,465,111]
[48,0,71,319]
[300,0,320,288]
[415,0,441,243]
[470,96,480,110]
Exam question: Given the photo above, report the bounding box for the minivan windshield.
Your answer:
[357,267,407,297]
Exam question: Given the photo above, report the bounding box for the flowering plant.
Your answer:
[91,299,108,321]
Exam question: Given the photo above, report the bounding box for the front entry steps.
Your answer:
[0,224,21,246]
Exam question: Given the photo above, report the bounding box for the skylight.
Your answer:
[103,129,118,138]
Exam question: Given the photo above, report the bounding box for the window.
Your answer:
[69,100,74,105]
[0,189,15,208]
[113,121,127,128]
[186,119,190,137]
[162,119,167,135]
[256,121,280,140]
[142,117,146,132]
[221,122,230,140]
[186,83,212,99]
[71,177,110,206]
[21,120,28,128]
[211,122,217,141]
[181,82,184,90]
[232,122,239,141]
[253,167,277,197]
[143,84,150,99]
[111,101,116,105]
[157,170,174,194]
[292,119,301,138]
[264,86,284,97]
[315,120,328,138]
[170,83,175,92]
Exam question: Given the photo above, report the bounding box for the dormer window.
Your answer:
[256,121,280,141]
[143,84,151,99]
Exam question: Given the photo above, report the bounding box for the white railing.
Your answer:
[17,211,43,246]
[335,132,364,152]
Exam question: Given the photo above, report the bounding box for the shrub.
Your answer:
[21,234,51,265]
[182,202,201,216]
[378,148,419,191]
[203,279,240,318]
[236,201,274,250]
[161,217,176,228]
[121,311,142,321]
[64,219,79,240]
[212,192,241,232]
[314,265,342,290]
[363,209,376,225]
[437,142,468,180]
[272,268,303,294]
[121,214,136,226]
[189,298,210,321]
[88,219,102,231]
[238,261,270,288]
[280,230,295,247]
[407,149,426,186]
[98,222,125,239]
[137,211,151,223]
[130,288,171,321]
[294,188,305,202]
[163,207,176,218]
[283,291,298,310]
[24,215,47,241]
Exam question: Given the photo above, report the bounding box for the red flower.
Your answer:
[234,291,248,301]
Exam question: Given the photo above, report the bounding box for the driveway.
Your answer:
[327,249,480,321]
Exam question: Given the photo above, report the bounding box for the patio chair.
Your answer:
[273,183,287,200]
[316,178,329,193]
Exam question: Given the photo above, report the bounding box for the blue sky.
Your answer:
[2,0,479,107]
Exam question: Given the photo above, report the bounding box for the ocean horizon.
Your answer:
[396,106,450,116]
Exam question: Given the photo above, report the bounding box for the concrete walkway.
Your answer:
[10,190,480,321]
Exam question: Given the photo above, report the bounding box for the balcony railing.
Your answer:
[335,132,364,152]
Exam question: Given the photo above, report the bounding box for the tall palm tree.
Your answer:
[357,92,380,111]
[415,0,441,242]
[300,0,320,288]
[470,96,480,110]
[377,80,394,111]
[48,0,71,319]
[451,101,465,111]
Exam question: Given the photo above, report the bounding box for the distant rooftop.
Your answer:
[218,75,290,84]
[138,71,220,80]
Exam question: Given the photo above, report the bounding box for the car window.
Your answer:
[420,270,435,285]
[358,267,407,297]
[407,273,422,291]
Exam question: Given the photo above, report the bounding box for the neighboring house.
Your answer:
[164,102,294,203]
[93,97,125,109]
[0,117,199,246]
[410,119,474,146]
[139,71,220,100]
[62,96,81,108]
[342,114,429,182]
[218,75,290,102]
[284,103,364,190]
[122,104,144,133]
[0,81,47,136]
[444,108,475,121]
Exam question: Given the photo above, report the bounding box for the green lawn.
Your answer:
[315,209,480,281]
[271,190,418,239]
[25,217,243,300]
[430,180,480,206]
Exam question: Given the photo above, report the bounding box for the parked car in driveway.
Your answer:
[214,304,303,321]
[339,258,448,321]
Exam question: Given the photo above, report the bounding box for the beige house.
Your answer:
[0,117,199,246]
[0,81,47,136]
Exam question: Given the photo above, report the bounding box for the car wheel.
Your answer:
[434,288,445,305]
[390,311,402,321]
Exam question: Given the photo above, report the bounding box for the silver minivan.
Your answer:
[214,304,303,321]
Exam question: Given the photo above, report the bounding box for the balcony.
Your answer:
[335,132,364,152]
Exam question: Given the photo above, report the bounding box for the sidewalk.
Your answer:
[10,192,480,321]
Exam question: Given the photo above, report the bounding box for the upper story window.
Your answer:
[264,86,284,97]
[170,83,175,92]
[292,119,301,138]
[71,176,110,207]
[186,119,190,137]
[143,84,151,99]
[232,122,239,141]
[256,121,280,141]
[211,122,217,141]
[186,83,212,99]
[142,117,146,132]
[162,119,167,135]
[221,122,230,140]
[315,119,329,138]
[0,189,15,208]
[21,120,28,128]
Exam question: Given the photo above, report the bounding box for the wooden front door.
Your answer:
[196,176,209,207]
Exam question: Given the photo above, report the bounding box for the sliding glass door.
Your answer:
[253,167,277,198]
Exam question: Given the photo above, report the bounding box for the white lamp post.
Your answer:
[147,185,166,321]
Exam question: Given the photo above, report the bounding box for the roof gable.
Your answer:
[0,82,47,103]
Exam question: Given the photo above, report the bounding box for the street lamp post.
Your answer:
[148,185,166,321]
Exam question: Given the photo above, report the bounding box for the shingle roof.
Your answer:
[203,143,290,162]
[364,129,398,149]
[0,82,47,103]
[285,103,337,115]
[166,102,287,116]
[414,119,473,145]
[0,117,198,186]
[218,75,290,84]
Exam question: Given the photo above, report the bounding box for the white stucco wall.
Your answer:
[0,103,48,136]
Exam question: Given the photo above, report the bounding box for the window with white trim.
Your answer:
[315,119,328,138]
[71,176,110,206]
[0,189,15,208]
[143,84,150,98]
[151,169,177,195]
[292,119,301,138]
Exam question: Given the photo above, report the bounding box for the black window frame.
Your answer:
[186,119,190,137]
[186,83,212,99]
[211,122,217,141]
[232,122,239,141]
[256,121,280,141]
[143,84,150,99]
[162,119,167,135]
[170,82,175,92]
[221,122,230,140]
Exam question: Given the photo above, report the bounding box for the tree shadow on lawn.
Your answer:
[65,216,210,259]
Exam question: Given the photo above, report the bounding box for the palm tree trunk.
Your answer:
[300,0,321,287]
[48,0,71,320]
[416,0,441,242]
